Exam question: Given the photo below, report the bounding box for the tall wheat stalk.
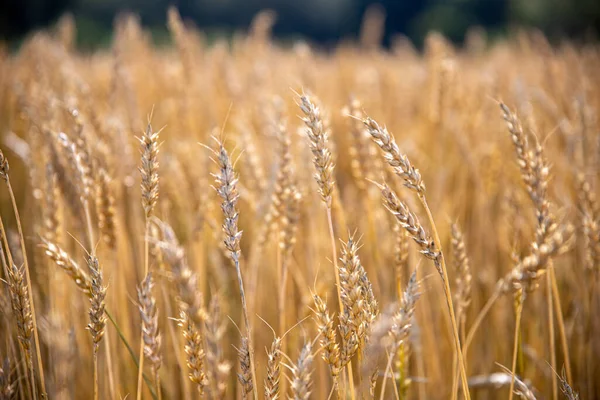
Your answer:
[137,118,161,399]
[0,151,46,396]
[362,116,471,400]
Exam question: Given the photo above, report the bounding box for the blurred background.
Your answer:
[1,0,599,49]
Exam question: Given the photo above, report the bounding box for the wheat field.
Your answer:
[0,9,598,400]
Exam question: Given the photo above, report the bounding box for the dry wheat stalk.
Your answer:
[0,148,47,396]
[500,101,569,395]
[211,137,258,399]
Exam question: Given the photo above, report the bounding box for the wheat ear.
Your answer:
[86,255,107,400]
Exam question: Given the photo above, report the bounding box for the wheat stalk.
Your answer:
[210,137,258,400]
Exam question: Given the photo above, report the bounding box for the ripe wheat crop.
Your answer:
[0,9,598,400]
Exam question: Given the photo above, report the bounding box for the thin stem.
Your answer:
[450,318,466,400]
[105,330,117,400]
[84,202,95,253]
[326,207,344,322]
[451,351,458,400]
[277,230,285,337]
[417,194,470,400]
[508,292,524,400]
[326,207,356,398]
[546,268,557,400]
[379,352,394,400]
[93,349,99,400]
[549,264,572,383]
[6,179,46,396]
[277,232,289,397]
[233,255,259,400]
[137,221,150,400]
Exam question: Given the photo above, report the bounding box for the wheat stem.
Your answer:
[550,265,572,383]
[93,351,99,400]
[508,291,524,400]
[546,265,557,400]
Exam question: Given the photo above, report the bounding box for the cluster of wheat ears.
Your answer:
[0,8,598,400]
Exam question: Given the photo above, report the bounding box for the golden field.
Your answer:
[0,10,598,400]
